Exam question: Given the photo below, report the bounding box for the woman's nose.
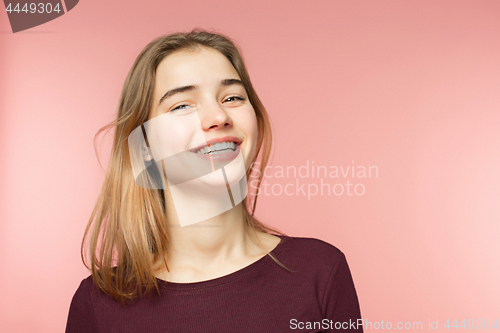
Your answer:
[199,102,233,130]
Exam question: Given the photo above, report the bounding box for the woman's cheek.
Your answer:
[239,106,258,137]
[234,106,258,167]
[150,119,196,157]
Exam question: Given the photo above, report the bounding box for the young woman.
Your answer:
[65,29,363,333]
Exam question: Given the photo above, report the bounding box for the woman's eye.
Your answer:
[169,97,244,112]
[224,96,245,103]
[171,104,191,112]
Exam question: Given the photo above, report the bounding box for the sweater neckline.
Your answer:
[155,234,290,291]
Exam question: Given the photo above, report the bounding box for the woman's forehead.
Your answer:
[155,47,240,87]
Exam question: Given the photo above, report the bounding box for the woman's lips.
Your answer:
[190,136,242,153]
[192,143,241,162]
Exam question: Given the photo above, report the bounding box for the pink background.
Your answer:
[1,0,499,331]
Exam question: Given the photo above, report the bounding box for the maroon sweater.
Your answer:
[65,235,363,332]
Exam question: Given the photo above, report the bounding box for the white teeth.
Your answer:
[195,141,238,154]
[211,148,233,155]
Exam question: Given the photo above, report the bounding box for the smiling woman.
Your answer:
[64,29,363,333]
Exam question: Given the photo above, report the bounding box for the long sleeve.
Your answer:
[65,278,100,333]
[322,252,363,332]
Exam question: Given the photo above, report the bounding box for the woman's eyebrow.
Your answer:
[221,78,244,87]
[158,79,244,105]
[159,85,197,105]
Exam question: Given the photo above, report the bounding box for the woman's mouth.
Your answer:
[193,141,241,162]
[195,141,237,155]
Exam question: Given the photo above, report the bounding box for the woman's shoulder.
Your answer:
[70,274,99,303]
[279,234,345,256]
[277,234,348,270]
[66,275,101,332]
[73,274,95,293]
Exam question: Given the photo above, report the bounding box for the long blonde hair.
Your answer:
[82,29,287,304]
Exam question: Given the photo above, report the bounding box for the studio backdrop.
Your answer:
[1,0,499,332]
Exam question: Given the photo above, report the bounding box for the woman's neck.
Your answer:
[155,182,280,283]
[166,202,249,261]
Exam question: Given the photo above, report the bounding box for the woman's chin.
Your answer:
[196,166,246,189]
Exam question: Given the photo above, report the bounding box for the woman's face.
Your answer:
[146,46,258,188]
